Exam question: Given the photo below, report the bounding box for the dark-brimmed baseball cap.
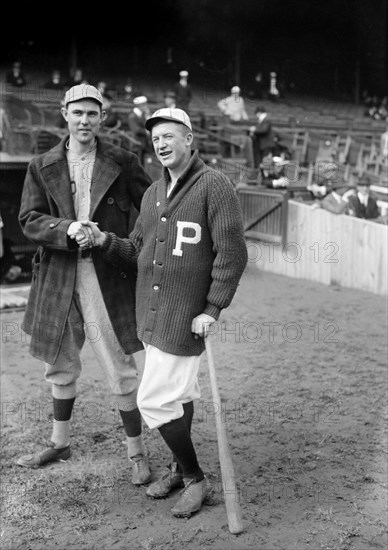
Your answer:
[330,180,350,190]
[64,84,103,106]
[357,177,372,186]
[145,108,192,131]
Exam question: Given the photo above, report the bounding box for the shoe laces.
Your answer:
[159,464,180,481]
[178,478,199,497]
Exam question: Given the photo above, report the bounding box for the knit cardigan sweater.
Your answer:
[101,150,248,356]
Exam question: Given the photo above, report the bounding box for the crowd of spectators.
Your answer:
[310,174,386,223]
[363,93,388,121]
[254,153,386,224]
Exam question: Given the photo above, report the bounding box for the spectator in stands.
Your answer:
[312,181,352,214]
[249,106,275,167]
[217,86,249,123]
[252,71,264,99]
[380,124,388,159]
[128,96,152,165]
[268,71,280,101]
[258,155,292,188]
[65,67,87,87]
[377,97,388,120]
[164,91,177,109]
[6,61,26,87]
[122,78,134,101]
[97,81,113,102]
[347,177,380,220]
[44,69,64,91]
[362,90,373,111]
[101,98,122,131]
[308,162,340,201]
[174,70,193,113]
[364,95,387,120]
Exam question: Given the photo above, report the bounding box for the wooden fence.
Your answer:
[237,187,289,243]
[244,199,388,295]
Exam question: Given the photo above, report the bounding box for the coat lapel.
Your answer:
[89,154,121,218]
[39,136,121,220]
[41,158,76,219]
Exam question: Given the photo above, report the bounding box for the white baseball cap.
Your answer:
[179,70,189,77]
[231,85,241,93]
[64,84,103,106]
[145,108,192,131]
[272,156,289,165]
[133,95,148,105]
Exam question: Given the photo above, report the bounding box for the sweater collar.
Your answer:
[161,150,203,189]
[157,150,208,210]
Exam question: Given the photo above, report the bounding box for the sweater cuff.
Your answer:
[203,303,222,321]
[99,232,112,251]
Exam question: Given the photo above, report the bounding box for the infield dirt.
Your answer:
[1,262,387,550]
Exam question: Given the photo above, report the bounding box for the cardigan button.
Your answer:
[121,272,127,278]
[107,197,114,205]
[49,223,55,228]
[153,285,159,290]
[161,217,167,222]
[156,201,160,206]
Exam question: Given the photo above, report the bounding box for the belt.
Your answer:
[81,248,91,258]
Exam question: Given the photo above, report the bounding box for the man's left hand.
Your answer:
[191,313,216,339]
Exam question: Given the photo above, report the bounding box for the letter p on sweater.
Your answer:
[172,221,201,257]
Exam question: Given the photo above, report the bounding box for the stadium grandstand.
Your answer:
[0,0,387,293]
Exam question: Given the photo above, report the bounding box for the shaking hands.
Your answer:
[67,220,107,249]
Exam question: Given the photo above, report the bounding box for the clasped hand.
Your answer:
[67,220,105,249]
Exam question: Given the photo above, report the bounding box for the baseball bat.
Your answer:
[205,334,244,535]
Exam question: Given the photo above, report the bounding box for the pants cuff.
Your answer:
[114,389,138,411]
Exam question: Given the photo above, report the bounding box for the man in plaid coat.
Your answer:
[16,84,152,484]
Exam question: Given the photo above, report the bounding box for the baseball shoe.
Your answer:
[129,454,152,485]
[171,476,212,518]
[146,462,184,498]
[16,442,71,469]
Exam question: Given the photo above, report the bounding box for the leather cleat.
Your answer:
[146,462,184,498]
[16,443,71,469]
[130,454,152,485]
[171,476,212,518]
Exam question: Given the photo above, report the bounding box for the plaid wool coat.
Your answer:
[19,136,152,364]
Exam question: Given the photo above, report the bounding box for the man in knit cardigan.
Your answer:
[79,107,248,518]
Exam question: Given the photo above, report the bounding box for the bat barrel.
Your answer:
[205,335,244,535]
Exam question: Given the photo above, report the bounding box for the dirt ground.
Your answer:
[1,261,387,550]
